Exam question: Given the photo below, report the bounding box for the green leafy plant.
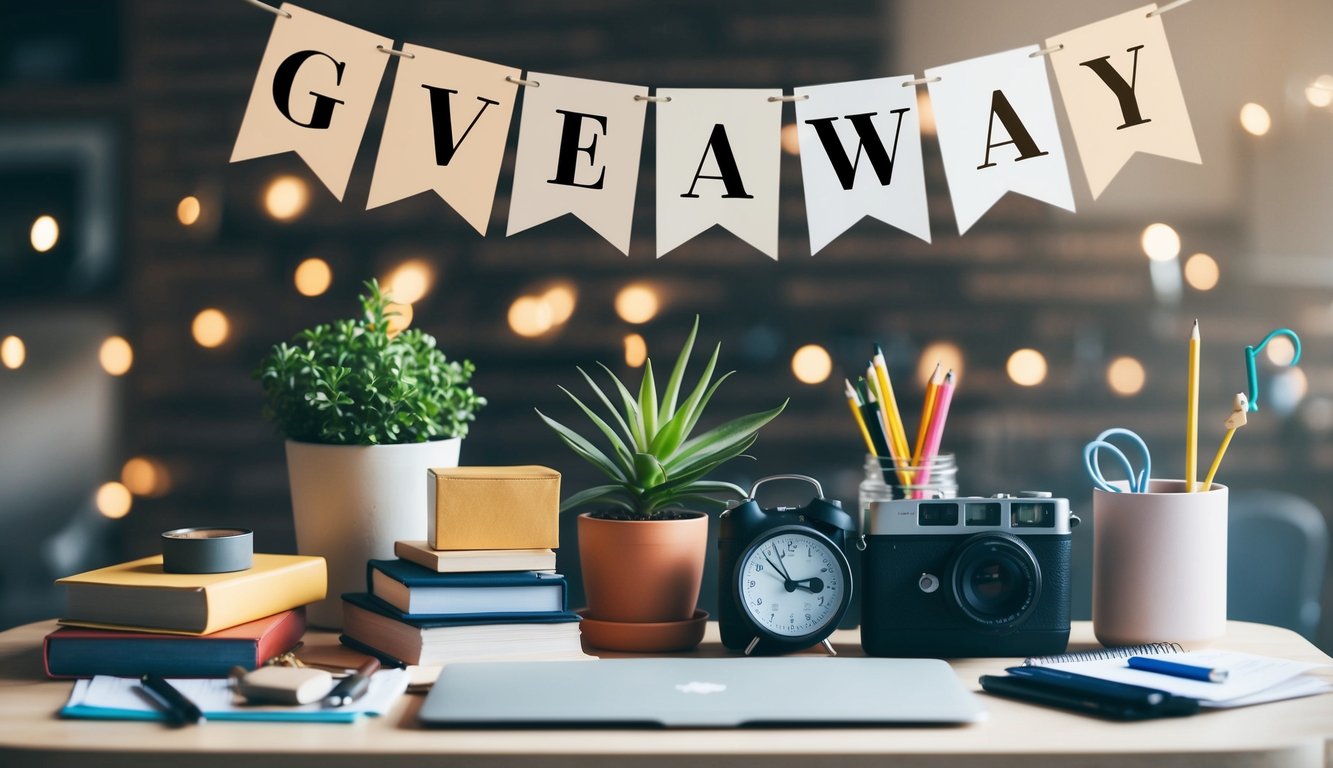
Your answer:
[256,280,485,445]
[537,318,786,519]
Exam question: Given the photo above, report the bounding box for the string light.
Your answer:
[294,257,333,297]
[615,284,659,324]
[95,482,132,519]
[1141,223,1181,262]
[177,196,202,226]
[791,344,832,385]
[192,309,230,348]
[0,336,25,369]
[121,457,171,497]
[264,175,310,220]
[382,260,434,304]
[1107,356,1146,396]
[624,333,647,367]
[1239,103,1271,136]
[917,341,964,385]
[1183,252,1219,291]
[30,215,59,252]
[508,296,553,338]
[99,336,133,376]
[385,302,413,337]
[543,283,577,325]
[1007,348,1048,387]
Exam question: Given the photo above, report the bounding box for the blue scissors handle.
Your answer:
[1083,428,1152,493]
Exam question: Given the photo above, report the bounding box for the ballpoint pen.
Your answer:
[324,657,380,707]
[140,674,206,725]
[1128,656,1229,683]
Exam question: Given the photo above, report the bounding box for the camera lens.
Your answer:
[947,533,1041,628]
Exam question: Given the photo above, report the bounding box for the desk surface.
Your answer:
[1,619,1331,768]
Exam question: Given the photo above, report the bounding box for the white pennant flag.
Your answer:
[656,89,782,260]
[366,45,519,235]
[231,3,391,201]
[507,73,648,255]
[1047,5,1201,199]
[926,47,1075,235]
[794,77,930,253]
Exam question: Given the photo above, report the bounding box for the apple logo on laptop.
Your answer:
[675,681,727,695]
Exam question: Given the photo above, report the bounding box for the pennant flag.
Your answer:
[366,45,519,235]
[231,3,390,202]
[506,73,648,255]
[794,77,930,253]
[656,89,782,260]
[926,47,1075,235]
[1046,5,1200,199]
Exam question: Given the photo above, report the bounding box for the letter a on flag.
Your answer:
[656,89,782,259]
[231,3,391,201]
[794,77,930,253]
[1046,5,1201,199]
[367,46,520,235]
[927,47,1075,235]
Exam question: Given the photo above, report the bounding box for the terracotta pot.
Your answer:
[577,512,708,624]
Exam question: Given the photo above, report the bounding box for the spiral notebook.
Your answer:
[1022,643,1331,708]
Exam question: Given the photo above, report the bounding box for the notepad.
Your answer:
[1025,648,1331,708]
[60,669,409,723]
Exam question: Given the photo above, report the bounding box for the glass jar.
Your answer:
[857,453,958,531]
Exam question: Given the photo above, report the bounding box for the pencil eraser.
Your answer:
[236,666,333,705]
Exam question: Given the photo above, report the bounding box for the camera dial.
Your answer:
[948,532,1041,629]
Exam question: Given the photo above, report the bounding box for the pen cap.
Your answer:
[1092,479,1227,647]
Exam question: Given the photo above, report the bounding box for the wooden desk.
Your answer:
[1,620,1330,768]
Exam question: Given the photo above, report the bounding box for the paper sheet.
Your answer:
[1040,651,1330,705]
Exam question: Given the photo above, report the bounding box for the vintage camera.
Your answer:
[861,493,1079,658]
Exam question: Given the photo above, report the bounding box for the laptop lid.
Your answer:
[419,657,986,728]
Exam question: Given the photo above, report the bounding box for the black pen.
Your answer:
[324,657,380,707]
[140,674,205,724]
[1005,666,1171,707]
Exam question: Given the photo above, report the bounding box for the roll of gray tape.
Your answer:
[161,528,254,573]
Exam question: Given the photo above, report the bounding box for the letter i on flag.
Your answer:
[926,47,1075,235]
[794,77,931,253]
[231,3,391,201]
[507,73,649,256]
[656,89,782,260]
[367,46,520,235]
[1046,5,1200,199]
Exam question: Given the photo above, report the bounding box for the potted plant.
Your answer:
[256,280,485,627]
[537,318,785,651]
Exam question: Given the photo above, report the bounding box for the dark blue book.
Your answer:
[366,559,567,616]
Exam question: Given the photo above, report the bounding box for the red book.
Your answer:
[44,609,305,679]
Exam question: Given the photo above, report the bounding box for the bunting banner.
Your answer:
[655,89,782,260]
[794,77,931,252]
[230,4,390,201]
[231,2,1204,258]
[1046,5,1201,199]
[506,73,649,255]
[927,46,1076,236]
[366,45,519,235]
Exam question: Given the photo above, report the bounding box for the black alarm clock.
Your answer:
[717,475,856,656]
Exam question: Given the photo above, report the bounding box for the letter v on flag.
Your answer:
[366,45,520,235]
[507,73,648,255]
[230,3,391,202]
[926,46,1075,235]
[1046,4,1200,199]
[794,77,930,253]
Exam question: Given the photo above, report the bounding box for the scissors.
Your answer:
[1083,428,1152,493]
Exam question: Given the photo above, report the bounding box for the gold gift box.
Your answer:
[427,466,561,550]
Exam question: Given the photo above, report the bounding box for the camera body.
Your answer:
[717,476,857,653]
[861,493,1078,658]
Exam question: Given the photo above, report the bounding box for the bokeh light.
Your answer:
[791,344,832,385]
[1,336,25,369]
[1141,223,1181,262]
[1007,348,1048,387]
[508,296,554,337]
[177,195,201,226]
[543,283,577,325]
[1107,356,1146,397]
[264,175,310,220]
[917,341,965,386]
[916,90,936,136]
[383,260,434,305]
[192,309,230,348]
[385,302,413,337]
[1239,102,1271,136]
[1183,252,1219,291]
[95,482,132,519]
[1265,335,1297,366]
[30,215,59,252]
[121,457,171,497]
[99,336,133,376]
[780,124,801,156]
[615,284,659,324]
[624,333,647,368]
[294,257,333,297]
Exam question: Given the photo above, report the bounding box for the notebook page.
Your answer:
[1038,651,1326,703]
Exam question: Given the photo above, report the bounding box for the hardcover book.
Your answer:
[44,610,306,679]
[394,540,556,574]
[57,554,327,635]
[367,559,566,616]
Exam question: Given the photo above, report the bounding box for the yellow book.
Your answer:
[57,554,327,635]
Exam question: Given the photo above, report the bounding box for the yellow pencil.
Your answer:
[1201,393,1248,491]
[1186,319,1200,492]
[865,364,911,487]
[845,379,877,457]
[913,363,942,465]
[872,345,912,480]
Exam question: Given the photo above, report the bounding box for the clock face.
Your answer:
[737,528,848,639]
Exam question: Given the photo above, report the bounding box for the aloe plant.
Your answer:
[537,318,786,519]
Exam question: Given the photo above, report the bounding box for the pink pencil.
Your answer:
[914,370,955,493]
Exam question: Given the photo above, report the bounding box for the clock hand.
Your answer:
[764,551,796,592]
[771,546,794,580]
[790,577,825,594]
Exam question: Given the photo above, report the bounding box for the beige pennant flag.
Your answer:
[366,45,519,235]
[230,3,390,201]
[507,73,648,255]
[1046,4,1200,199]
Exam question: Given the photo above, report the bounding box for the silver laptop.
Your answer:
[419,657,986,727]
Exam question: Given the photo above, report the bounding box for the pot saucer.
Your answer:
[577,609,709,653]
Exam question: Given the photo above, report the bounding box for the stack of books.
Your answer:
[45,553,327,678]
[340,541,587,666]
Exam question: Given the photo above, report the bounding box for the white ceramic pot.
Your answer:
[285,437,461,628]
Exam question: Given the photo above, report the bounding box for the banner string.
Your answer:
[376,44,414,59]
[243,0,288,18]
[505,75,541,88]
[1148,0,1195,18]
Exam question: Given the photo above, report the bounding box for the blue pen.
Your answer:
[1005,666,1169,706]
[1127,656,1229,683]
